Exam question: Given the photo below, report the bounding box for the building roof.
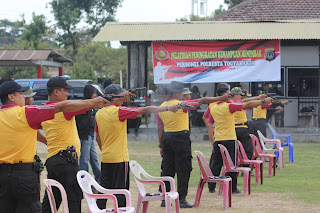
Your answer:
[210,0,320,21]
[0,49,73,67]
[93,20,320,42]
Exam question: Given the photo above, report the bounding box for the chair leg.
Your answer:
[248,171,251,195]
[142,201,149,213]
[175,197,180,213]
[165,196,171,213]
[260,163,263,185]
[268,157,272,177]
[243,172,248,196]
[223,181,228,210]
[289,143,293,163]
[255,163,260,185]
[228,181,232,207]
[194,178,205,208]
[273,157,276,176]
[136,195,143,213]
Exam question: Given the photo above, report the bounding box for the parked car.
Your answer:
[15,79,49,89]
[29,79,105,105]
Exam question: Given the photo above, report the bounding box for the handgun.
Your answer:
[103,94,124,101]
[179,103,194,109]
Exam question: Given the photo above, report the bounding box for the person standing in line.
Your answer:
[0,81,108,213]
[41,77,109,213]
[207,83,273,194]
[75,85,101,183]
[22,87,48,145]
[157,81,229,208]
[96,84,181,209]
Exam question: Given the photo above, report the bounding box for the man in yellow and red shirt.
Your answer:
[0,81,108,213]
[207,83,273,193]
[41,77,110,213]
[157,81,229,208]
[95,84,180,209]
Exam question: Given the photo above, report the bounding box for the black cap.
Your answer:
[0,81,29,99]
[168,81,184,93]
[104,84,125,94]
[47,76,72,89]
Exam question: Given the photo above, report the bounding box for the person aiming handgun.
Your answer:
[95,84,181,209]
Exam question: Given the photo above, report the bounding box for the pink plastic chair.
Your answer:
[76,170,135,213]
[250,134,277,177]
[236,141,263,185]
[218,144,251,196]
[43,179,69,213]
[129,160,179,213]
[194,151,232,210]
[257,130,284,169]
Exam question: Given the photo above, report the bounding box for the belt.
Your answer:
[235,122,248,126]
[253,118,266,121]
[164,130,189,135]
[0,162,33,170]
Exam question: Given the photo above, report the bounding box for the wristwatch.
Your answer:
[165,106,168,111]
[261,99,265,104]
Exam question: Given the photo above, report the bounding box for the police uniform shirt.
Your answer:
[41,101,87,158]
[0,104,55,164]
[208,101,243,141]
[156,99,198,132]
[95,105,139,163]
[252,104,271,119]
[203,102,217,119]
[231,99,248,128]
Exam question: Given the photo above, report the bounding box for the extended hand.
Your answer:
[265,97,273,104]
[168,104,182,112]
[282,100,290,105]
[260,94,268,99]
[120,91,135,102]
[221,93,230,102]
[91,97,110,109]
[276,106,284,111]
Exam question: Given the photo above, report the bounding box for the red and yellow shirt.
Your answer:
[231,99,248,128]
[41,101,87,158]
[252,104,271,119]
[95,105,139,163]
[0,104,55,163]
[208,102,243,141]
[203,102,217,119]
[157,99,198,132]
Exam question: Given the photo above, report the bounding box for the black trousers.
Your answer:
[160,131,192,200]
[253,119,267,139]
[97,162,130,208]
[42,153,82,213]
[209,140,238,191]
[236,127,253,161]
[0,163,41,213]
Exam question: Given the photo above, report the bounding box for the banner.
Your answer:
[152,40,280,84]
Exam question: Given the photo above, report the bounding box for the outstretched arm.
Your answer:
[197,94,230,106]
[54,97,109,113]
[137,105,181,115]
[242,94,267,102]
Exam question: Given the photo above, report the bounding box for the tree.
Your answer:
[214,5,226,16]
[71,42,127,84]
[49,0,122,56]
[224,0,245,9]
[19,13,48,49]
[176,15,207,22]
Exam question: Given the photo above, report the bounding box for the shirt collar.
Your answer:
[0,104,18,109]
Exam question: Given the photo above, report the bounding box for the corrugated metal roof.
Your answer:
[93,20,320,42]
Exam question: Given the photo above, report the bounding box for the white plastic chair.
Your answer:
[257,130,284,169]
[76,170,135,213]
[43,179,69,213]
[129,160,180,213]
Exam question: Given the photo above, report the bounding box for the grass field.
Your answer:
[37,140,320,213]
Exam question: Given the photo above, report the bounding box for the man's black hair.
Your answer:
[47,87,62,96]
[216,83,230,96]
[1,95,9,105]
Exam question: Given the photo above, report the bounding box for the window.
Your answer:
[200,2,205,15]
[33,88,48,100]
[33,81,48,88]
[287,67,318,97]
[16,81,29,87]
[251,68,285,97]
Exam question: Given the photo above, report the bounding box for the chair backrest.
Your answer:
[251,134,265,155]
[237,140,249,162]
[194,151,214,180]
[218,144,235,170]
[267,123,278,138]
[257,130,269,151]
[129,160,152,196]
[43,179,69,213]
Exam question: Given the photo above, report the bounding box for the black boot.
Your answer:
[179,198,194,208]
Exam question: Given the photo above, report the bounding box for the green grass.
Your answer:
[128,141,320,203]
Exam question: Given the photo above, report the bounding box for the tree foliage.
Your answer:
[224,0,245,9]
[176,15,207,22]
[49,0,122,56]
[71,42,127,85]
[214,5,226,16]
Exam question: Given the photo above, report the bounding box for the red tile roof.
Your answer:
[210,0,320,21]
